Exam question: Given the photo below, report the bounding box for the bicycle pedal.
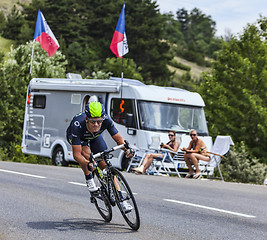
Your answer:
[90,189,100,195]
[95,194,103,200]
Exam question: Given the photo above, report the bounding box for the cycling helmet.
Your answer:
[85,102,105,118]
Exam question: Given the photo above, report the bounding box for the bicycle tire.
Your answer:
[91,170,112,222]
[110,167,140,230]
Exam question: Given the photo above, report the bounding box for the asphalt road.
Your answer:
[0,161,266,240]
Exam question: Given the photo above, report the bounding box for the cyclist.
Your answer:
[66,98,133,211]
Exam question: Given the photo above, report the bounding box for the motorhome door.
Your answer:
[24,93,45,152]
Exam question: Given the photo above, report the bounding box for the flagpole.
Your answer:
[121,57,124,99]
[29,40,35,75]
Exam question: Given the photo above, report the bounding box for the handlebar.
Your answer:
[92,140,130,159]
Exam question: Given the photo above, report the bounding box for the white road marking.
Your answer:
[69,181,86,187]
[164,199,256,218]
[68,181,138,195]
[0,169,46,179]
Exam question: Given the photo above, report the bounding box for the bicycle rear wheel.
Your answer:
[91,171,112,222]
[111,167,140,230]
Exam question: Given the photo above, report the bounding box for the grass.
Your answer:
[0,35,13,54]
[170,56,211,81]
[167,56,211,90]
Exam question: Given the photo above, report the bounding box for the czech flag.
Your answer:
[34,9,59,57]
[110,3,129,58]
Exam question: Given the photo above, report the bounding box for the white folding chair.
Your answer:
[152,148,181,177]
[126,135,161,173]
[149,135,161,151]
[126,147,147,172]
[199,136,234,181]
[151,135,182,177]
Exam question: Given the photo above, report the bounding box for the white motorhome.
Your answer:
[22,75,212,170]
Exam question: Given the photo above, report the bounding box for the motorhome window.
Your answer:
[137,101,208,135]
[110,98,135,127]
[33,95,46,109]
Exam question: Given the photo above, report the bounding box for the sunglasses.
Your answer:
[88,118,104,124]
[168,134,174,137]
[190,134,197,136]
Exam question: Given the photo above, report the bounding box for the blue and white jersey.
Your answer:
[66,112,118,145]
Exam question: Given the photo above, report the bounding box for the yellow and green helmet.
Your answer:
[85,102,105,118]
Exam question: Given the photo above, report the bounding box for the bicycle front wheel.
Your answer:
[91,170,112,222]
[111,167,140,230]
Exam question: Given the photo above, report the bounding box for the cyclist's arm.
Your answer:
[111,132,125,145]
[112,132,133,158]
[105,116,133,157]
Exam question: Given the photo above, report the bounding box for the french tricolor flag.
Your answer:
[34,9,59,57]
[110,3,129,58]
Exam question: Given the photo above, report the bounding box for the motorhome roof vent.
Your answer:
[66,73,82,79]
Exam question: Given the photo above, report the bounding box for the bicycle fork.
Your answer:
[107,176,116,206]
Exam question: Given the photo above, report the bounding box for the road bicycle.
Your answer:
[89,141,140,231]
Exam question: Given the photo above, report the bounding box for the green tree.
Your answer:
[19,0,172,85]
[162,13,185,46]
[126,0,172,85]
[102,57,143,81]
[199,16,267,163]
[176,8,188,35]
[2,5,24,42]
[0,11,6,34]
[176,7,218,65]
[0,41,67,149]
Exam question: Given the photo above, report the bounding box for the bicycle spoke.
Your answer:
[91,169,112,222]
[111,168,140,230]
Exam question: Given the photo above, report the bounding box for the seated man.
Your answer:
[133,131,179,174]
[181,129,210,179]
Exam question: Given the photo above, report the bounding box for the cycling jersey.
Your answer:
[66,112,118,147]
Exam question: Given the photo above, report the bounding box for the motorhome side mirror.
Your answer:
[126,113,134,128]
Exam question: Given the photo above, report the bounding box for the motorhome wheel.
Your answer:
[52,146,68,166]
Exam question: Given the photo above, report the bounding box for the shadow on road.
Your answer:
[27,218,132,233]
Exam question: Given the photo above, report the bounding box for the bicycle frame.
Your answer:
[90,142,140,230]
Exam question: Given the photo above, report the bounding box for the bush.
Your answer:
[0,147,8,161]
[8,143,51,165]
[220,142,267,184]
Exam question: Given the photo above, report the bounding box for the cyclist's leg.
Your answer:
[90,135,107,170]
[79,145,91,172]
[67,133,91,174]
[72,142,97,191]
